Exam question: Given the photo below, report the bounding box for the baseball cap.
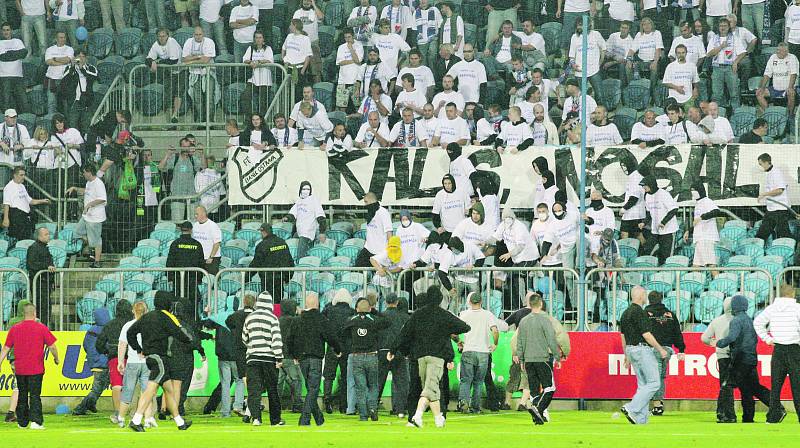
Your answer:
[259,223,272,232]
[4,109,16,117]
[179,221,193,231]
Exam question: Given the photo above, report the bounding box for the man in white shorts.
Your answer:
[66,165,106,268]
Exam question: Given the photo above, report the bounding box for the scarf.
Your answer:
[366,202,380,223]
[438,12,460,45]
[354,6,372,41]
[415,7,437,42]
[361,63,380,97]
[396,120,417,146]
[281,127,290,145]
[118,159,138,201]
[388,4,404,34]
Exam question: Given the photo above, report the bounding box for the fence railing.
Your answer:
[90,74,128,128]
[0,268,30,331]
[127,62,294,143]
[33,267,214,330]
[584,267,775,329]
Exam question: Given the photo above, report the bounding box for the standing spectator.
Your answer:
[278,299,302,413]
[200,0,228,56]
[380,0,413,41]
[66,165,106,267]
[669,21,707,68]
[49,113,83,192]
[755,153,792,240]
[432,174,470,238]
[95,300,133,424]
[437,2,464,58]
[230,0,259,64]
[447,44,487,104]
[59,50,98,133]
[322,289,354,415]
[557,0,592,52]
[376,293,410,417]
[457,292,499,414]
[194,156,225,221]
[249,223,294,300]
[293,0,324,83]
[371,18,411,83]
[0,109,29,187]
[243,292,285,426]
[663,44,699,109]
[44,31,73,115]
[753,283,800,424]
[285,293,342,426]
[286,180,326,260]
[71,306,111,416]
[756,42,797,116]
[0,302,59,429]
[25,227,56,325]
[788,0,800,61]
[431,43,461,92]
[706,18,741,109]
[605,22,634,84]
[715,295,773,423]
[99,0,125,30]
[51,0,84,49]
[684,182,724,270]
[639,175,678,265]
[143,0,165,31]
[347,0,378,47]
[181,27,216,122]
[116,301,157,428]
[701,297,736,422]
[3,167,46,241]
[18,0,49,58]
[146,29,182,123]
[411,0,441,65]
[161,299,205,417]
[727,14,756,85]
[158,138,203,221]
[484,20,522,69]
[618,286,669,425]
[568,21,605,95]
[192,205,222,275]
[335,30,363,113]
[355,192,392,267]
[0,23,28,113]
[137,149,160,238]
[644,291,686,416]
[166,221,204,306]
[226,293,255,418]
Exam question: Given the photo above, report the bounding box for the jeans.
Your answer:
[377,349,409,414]
[247,360,282,424]
[485,8,519,48]
[711,65,740,109]
[278,361,304,410]
[0,77,28,113]
[66,100,90,135]
[234,41,251,65]
[624,345,660,424]
[55,19,79,49]
[653,347,673,401]
[144,0,167,31]
[21,15,47,58]
[201,19,228,56]
[219,360,245,416]
[323,348,348,410]
[560,11,584,52]
[299,357,324,425]
[46,79,63,115]
[741,3,765,40]
[121,362,150,404]
[346,354,356,413]
[100,0,127,31]
[16,374,44,427]
[459,351,489,411]
[74,369,110,413]
[351,353,379,418]
[766,344,800,423]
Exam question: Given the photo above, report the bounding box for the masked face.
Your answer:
[691,191,700,201]
[300,186,311,199]
[552,204,565,220]
[401,218,411,227]
[503,217,514,227]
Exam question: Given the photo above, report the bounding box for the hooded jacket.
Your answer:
[84,308,111,370]
[644,302,686,353]
[279,300,298,359]
[716,295,758,365]
[96,300,133,359]
[701,297,733,359]
[323,290,356,353]
[640,175,678,232]
[392,289,470,360]
[226,303,255,360]
[432,173,467,230]
[168,301,207,368]
[243,292,283,363]
[378,305,411,350]
[288,305,342,360]
[127,294,192,357]
[471,201,485,225]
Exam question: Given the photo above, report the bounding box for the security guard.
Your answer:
[250,223,295,300]
[166,221,205,310]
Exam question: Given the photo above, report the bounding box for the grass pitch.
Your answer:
[3,410,800,447]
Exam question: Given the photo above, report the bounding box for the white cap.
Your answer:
[4,109,16,117]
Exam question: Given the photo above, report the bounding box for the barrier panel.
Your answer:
[584,267,774,329]
[0,268,30,331]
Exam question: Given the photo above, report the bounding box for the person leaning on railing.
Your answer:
[2,166,50,241]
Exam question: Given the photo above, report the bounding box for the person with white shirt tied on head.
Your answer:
[663,44,699,108]
[619,166,648,242]
[286,180,326,260]
[683,182,724,271]
[755,153,793,241]
[432,174,470,238]
[756,42,798,116]
[65,165,106,267]
[335,30,364,112]
[630,110,666,148]
[355,192,393,267]
[389,108,429,147]
[487,208,540,307]
[432,104,470,147]
[585,106,623,146]
[638,175,679,265]
[2,166,49,241]
[192,204,222,274]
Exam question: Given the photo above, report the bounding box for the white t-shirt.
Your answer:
[3,181,31,213]
[631,31,663,62]
[293,7,320,41]
[380,3,413,37]
[563,0,590,12]
[693,197,720,242]
[147,38,182,64]
[82,177,107,223]
[200,0,224,23]
[21,0,45,16]
[498,120,533,146]
[290,195,325,240]
[336,42,365,85]
[631,122,666,143]
[713,117,734,143]
[0,39,25,77]
[561,94,597,121]
[604,0,634,21]
[669,35,706,66]
[365,206,393,254]
[421,117,439,142]
[607,32,634,62]
[459,308,497,353]
[397,65,435,93]
[290,99,327,123]
[349,5,378,42]
[705,0,731,17]
[476,118,499,143]
[764,166,790,212]
[531,218,561,265]
[432,188,469,232]
[143,165,158,207]
[450,155,475,197]
[356,62,393,96]
[447,60,487,103]
[395,88,428,117]
[119,319,145,364]
[192,219,222,258]
[388,119,429,146]
[324,134,354,154]
[229,4,259,43]
[434,116,470,145]
[396,222,430,264]
[515,31,546,55]
[296,112,334,143]
[663,60,699,103]
[568,30,605,77]
[431,90,466,119]
[453,217,493,249]
[493,220,539,263]
[644,189,678,235]
[544,212,580,254]
[707,33,737,66]
[494,35,515,64]
[272,126,299,147]
[182,37,216,75]
[51,128,83,168]
[355,122,391,147]
[787,5,800,45]
[370,33,410,75]
[586,123,623,146]
[765,53,799,91]
[282,33,313,65]
[622,170,646,221]
[243,46,274,86]
[45,44,74,80]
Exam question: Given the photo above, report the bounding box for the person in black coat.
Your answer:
[26,227,55,326]
[250,223,295,299]
[645,291,687,416]
[377,293,410,416]
[166,221,206,311]
[238,113,278,149]
[322,289,356,414]
[277,299,303,413]
[58,49,98,134]
[226,293,256,409]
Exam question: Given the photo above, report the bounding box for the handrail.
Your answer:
[157,172,228,222]
[0,268,30,331]
[90,74,127,127]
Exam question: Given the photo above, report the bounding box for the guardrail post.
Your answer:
[59,271,65,331]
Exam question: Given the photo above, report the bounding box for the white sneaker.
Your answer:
[252,419,262,426]
[110,414,120,424]
[397,413,406,419]
[434,415,446,428]
[30,422,45,430]
[144,418,158,429]
[543,409,550,422]
[410,415,423,428]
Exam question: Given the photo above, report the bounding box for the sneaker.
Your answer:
[233,409,245,417]
[369,409,378,421]
[110,414,120,424]
[410,415,423,428]
[177,420,192,430]
[144,418,158,428]
[271,420,286,426]
[129,421,145,432]
[528,406,544,425]
[620,406,636,425]
[456,400,468,413]
[405,421,417,427]
[242,416,251,424]
[17,424,27,429]
[5,411,16,422]
[652,404,664,416]
[543,409,550,422]
[717,417,737,423]
[252,419,262,426]
[397,413,406,419]
[767,410,788,424]
[29,422,44,430]
[324,400,334,414]
[500,403,512,411]
[118,419,125,429]
[434,415,446,428]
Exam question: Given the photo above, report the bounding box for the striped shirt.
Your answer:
[753,297,800,345]
[243,293,283,362]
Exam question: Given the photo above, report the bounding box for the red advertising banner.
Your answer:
[553,332,793,400]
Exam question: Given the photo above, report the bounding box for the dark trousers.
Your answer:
[525,361,555,413]
[247,360,282,425]
[177,367,193,416]
[16,374,44,427]
[484,353,501,410]
[32,272,54,329]
[643,232,675,265]
[377,349,408,414]
[299,357,324,425]
[322,349,348,410]
[0,76,28,113]
[351,353,379,418]
[728,361,771,423]
[717,357,736,421]
[767,344,800,423]
[203,383,222,413]
[257,9,273,45]
[74,369,109,413]
[756,210,793,241]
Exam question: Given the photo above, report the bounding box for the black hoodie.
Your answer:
[644,302,686,353]
[391,288,470,360]
[542,169,555,189]
[446,142,462,161]
[96,300,133,357]
[127,294,192,357]
[432,174,458,229]
[532,156,549,174]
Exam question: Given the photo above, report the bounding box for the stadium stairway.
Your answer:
[52,253,125,331]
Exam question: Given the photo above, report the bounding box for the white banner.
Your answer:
[226,145,797,208]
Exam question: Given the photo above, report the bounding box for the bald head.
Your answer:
[631,286,647,305]
[305,293,320,310]
[23,303,36,318]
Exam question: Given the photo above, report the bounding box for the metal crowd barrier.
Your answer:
[777,267,800,297]
[584,266,774,329]
[33,267,213,331]
[0,268,30,331]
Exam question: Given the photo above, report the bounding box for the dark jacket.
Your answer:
[738,131,762,144]
[392,295,470,360]
[166,234,206,269]
[202,319,237,362]
[226,306,254,360]
[432,54,462,92]
[96,300,133,358]
[127,306,192,357]
[286,308,342,360]
[716,295,758,366]
[169,313,207,368]
[323,302,356,352]
[239,127,278,148]
[59,62,98,106]
[84,308,111,369]
[378,306,410,350]
[645,303,686,353]
[342,312,390,353]
[26,240,53,274]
